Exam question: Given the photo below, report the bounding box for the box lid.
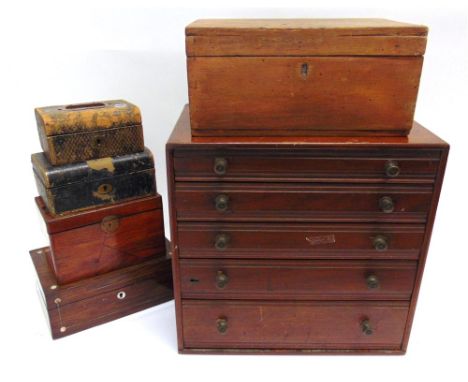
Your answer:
[35,99,141,136]
[186,18,428,56]
[32,147,154,189]
[35,194,162,233]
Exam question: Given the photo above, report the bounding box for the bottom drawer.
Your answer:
[182,300,409,350]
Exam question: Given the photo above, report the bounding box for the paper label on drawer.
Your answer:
[305,234,336,246]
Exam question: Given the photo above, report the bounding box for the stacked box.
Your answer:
[29,100,172,339]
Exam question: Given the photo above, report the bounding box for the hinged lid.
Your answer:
[35,99,141,136]
[36,194,162,234]
[186,18,428,57]
[32,147,154,189]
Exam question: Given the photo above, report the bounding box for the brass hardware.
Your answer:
[116,291,126,300]
[215,194,229,212]
[216,271,229,289]
[379,196,394,213]
[385,160,400,177]
[361,319,373,335]
[60,326,67,333]
[366,274,379,289]
[50,285,58,290]
[54,298,62,304]
[373,235,388,252]
[101,215,119,233]
[97,183,113,195]
[216,317,228,334]
[215,233,230,251]
[214,157,228,175]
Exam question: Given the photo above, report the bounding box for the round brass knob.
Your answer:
[214,157,228,175]
[361,319,373,335]
[216,317,228,334]
[215,233,230,251]
[215,194,229,212]
[366,274,379,289]
[216,270,229,289]
[373,235,388,252]
[385,160,400,177]
[379,196,394,213]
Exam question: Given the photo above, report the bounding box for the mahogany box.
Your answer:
[186,19,428,137]
[35,100,144,165]
[35,194,166,284]
[32,148,156,215]
[30,245,173,339]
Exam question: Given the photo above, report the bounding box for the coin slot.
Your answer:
[64,102,105,110]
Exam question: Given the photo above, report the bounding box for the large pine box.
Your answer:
[186,19,428,137]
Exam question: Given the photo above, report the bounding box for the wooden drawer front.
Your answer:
[177,222,424,260]
[174,149,439,183]
[175,183,433,223]
[182,300,409,350]
[180,259,417,300]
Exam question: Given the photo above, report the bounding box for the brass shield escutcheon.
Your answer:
[101,215,119,233]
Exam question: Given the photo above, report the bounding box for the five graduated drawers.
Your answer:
[167,105,448,354]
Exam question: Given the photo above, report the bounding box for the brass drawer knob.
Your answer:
[361,319,373,335]
[379,196,394,213]
[385,160,400,177]
[216,317,228,334]
[214,157,228,175]
[215,194,229,212]
[215,233,230,251]
[216,270,229,288]
[373,235,388,252]
[366,274,379,289]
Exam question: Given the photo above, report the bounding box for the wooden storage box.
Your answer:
[36,194,166,284]
[35,100,144,165]
[32,148,156,215]
[166,105,449,354]
[186,19,428,137]
[30,245,173,339]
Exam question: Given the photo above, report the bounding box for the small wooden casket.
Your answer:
[32,148,156,215]
[30,244,173,339]
[36,194,166,284]
[186,19,428,137]
[35,100,144,165]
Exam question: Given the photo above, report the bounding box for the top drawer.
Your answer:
[173,149,439,184]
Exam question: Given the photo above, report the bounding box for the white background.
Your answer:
[1,1,467,381]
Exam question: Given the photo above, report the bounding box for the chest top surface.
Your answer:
[167,105,448,150]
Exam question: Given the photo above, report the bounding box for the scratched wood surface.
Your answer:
[188,56,423,136]
[36,195,166,284]
[186,18,427,56]
[30,245,173,339]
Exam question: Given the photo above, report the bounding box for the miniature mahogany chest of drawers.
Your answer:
[167,105,448,354]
